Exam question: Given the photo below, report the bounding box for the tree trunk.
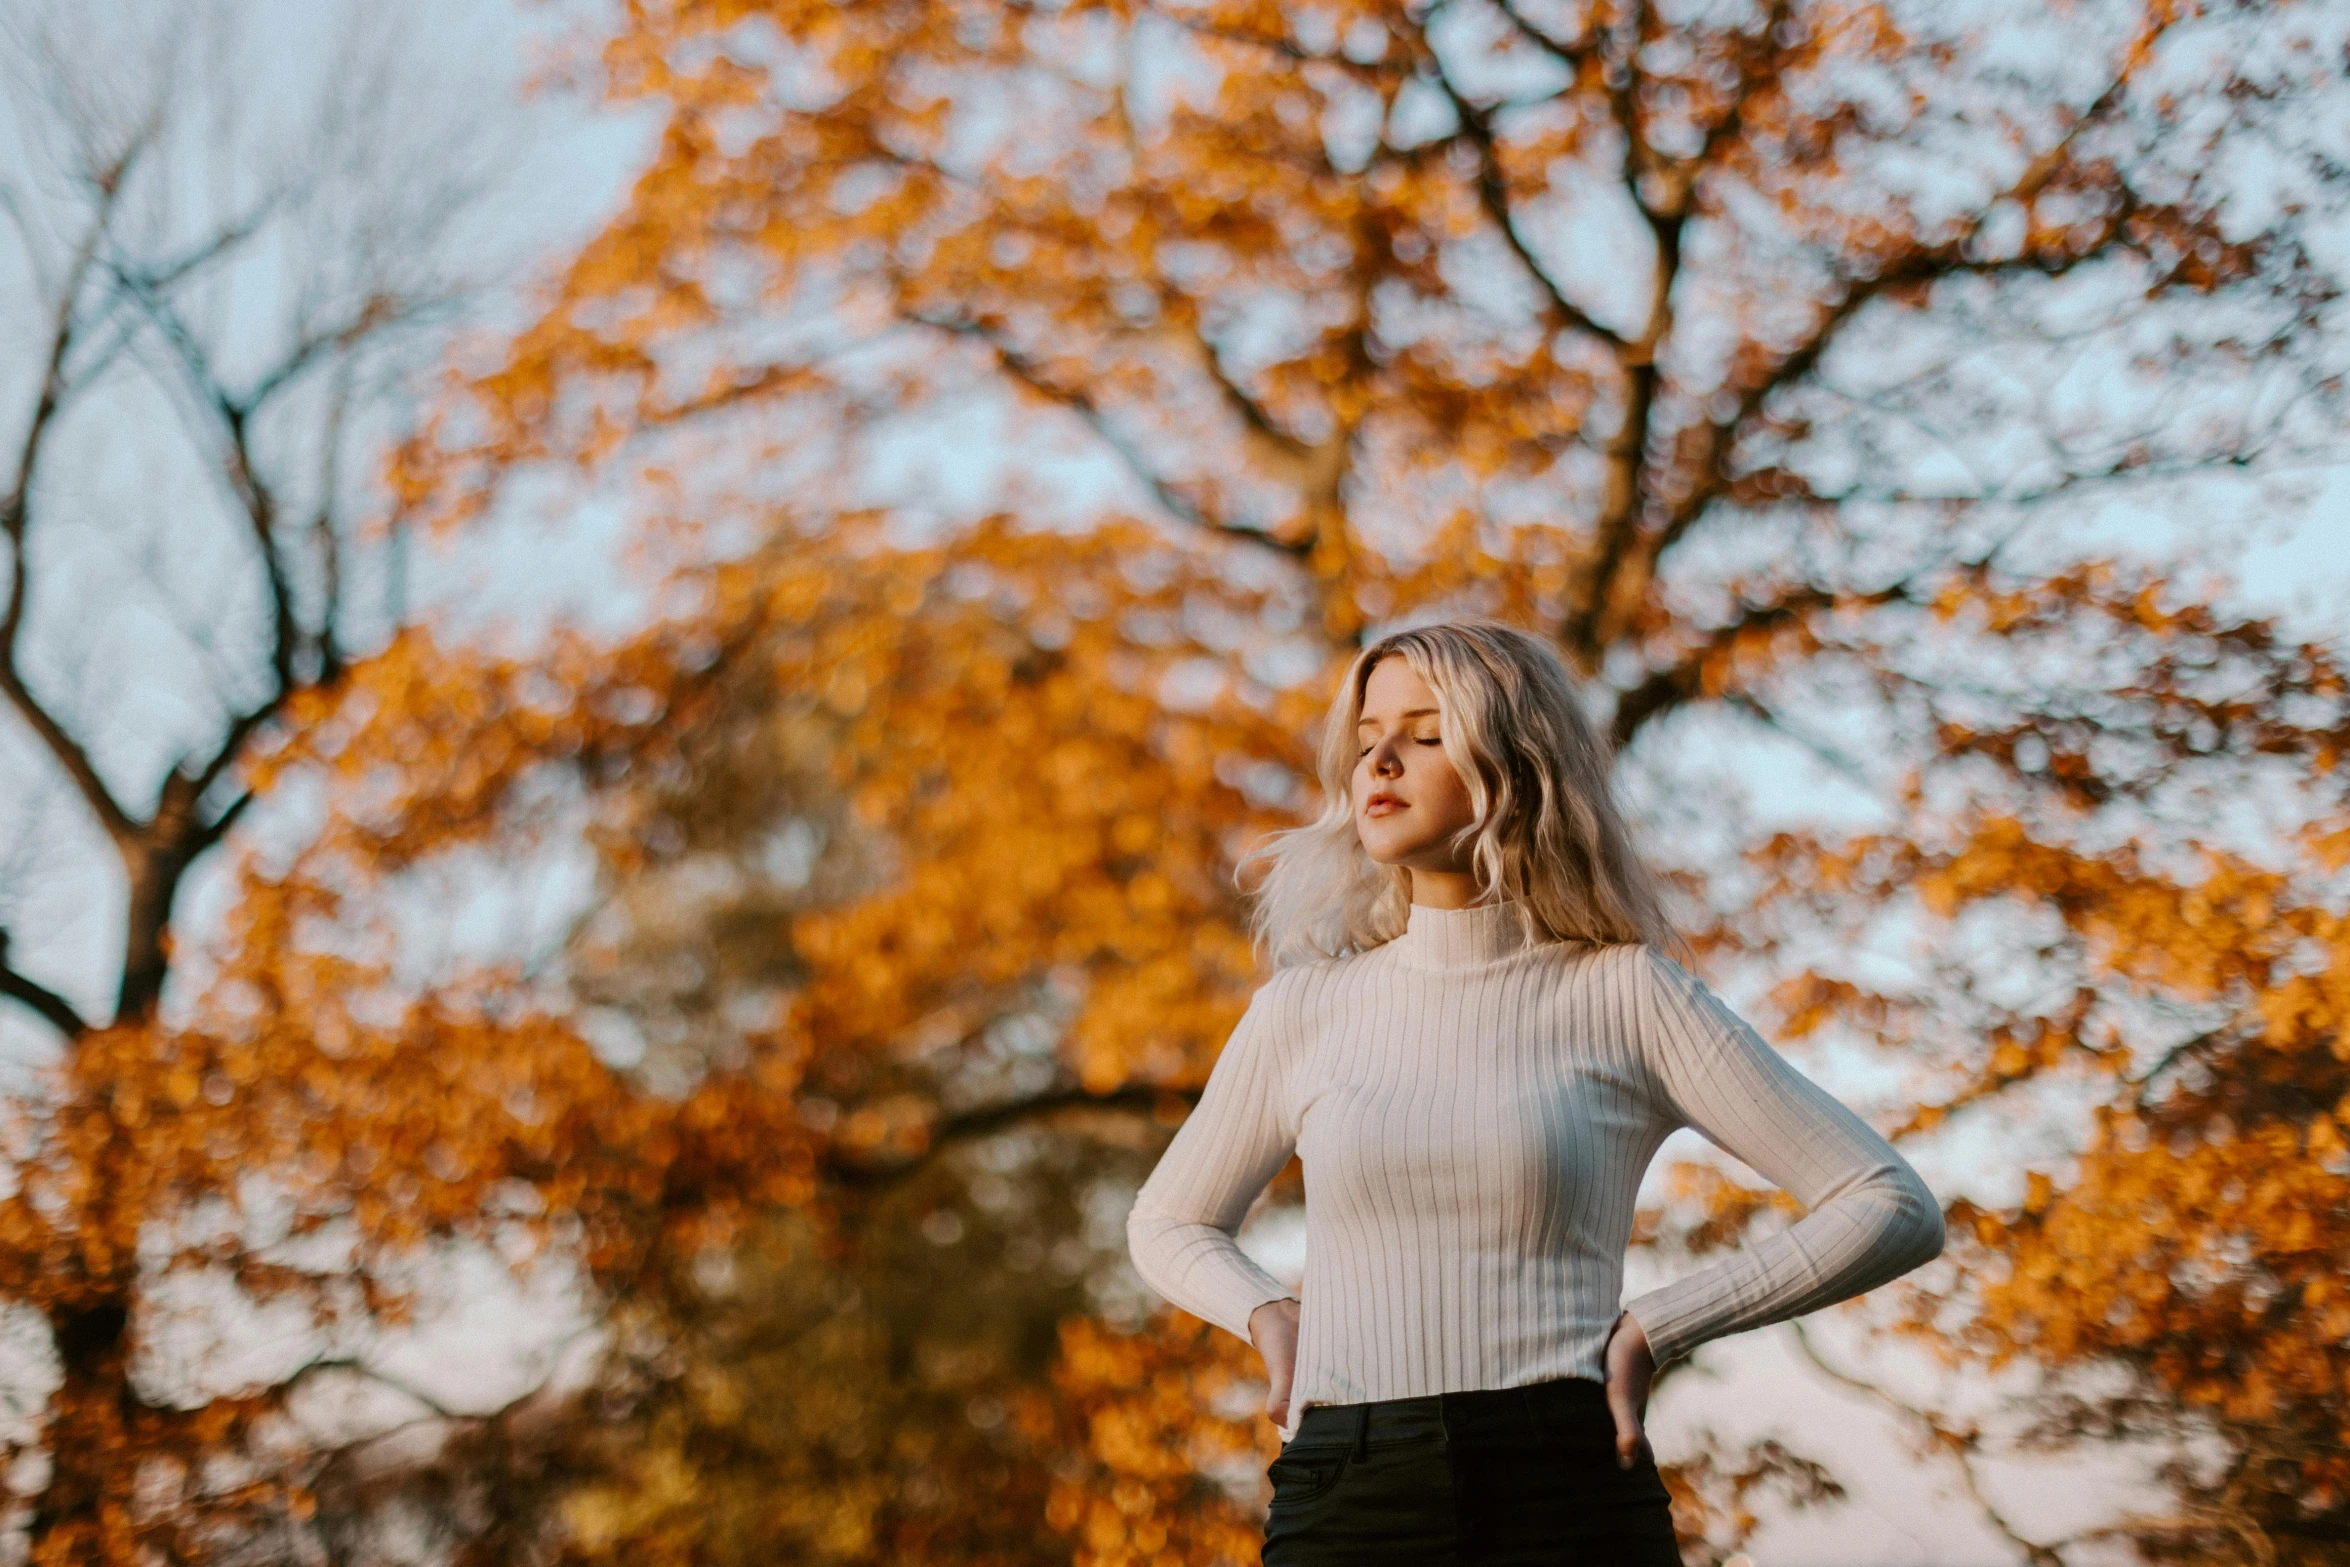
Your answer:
[115,843,190,1026]
[26,1297,136,1566]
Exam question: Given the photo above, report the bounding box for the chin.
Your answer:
[1358,832,1427,866]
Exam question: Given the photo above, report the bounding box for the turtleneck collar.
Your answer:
[1388,898,1541,970]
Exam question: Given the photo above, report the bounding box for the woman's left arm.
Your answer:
[1619,946,1947,1372]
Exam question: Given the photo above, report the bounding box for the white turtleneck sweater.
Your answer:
[1125,901,1945,1423]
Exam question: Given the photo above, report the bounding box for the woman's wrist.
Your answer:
[1612,1308,1659,1370]
[1250,1296,1306,1334]
[1247,1296,1298,1344]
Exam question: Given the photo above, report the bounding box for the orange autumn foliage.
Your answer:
[0,624,838,1561]
[1047,1314,1276,1567]
[6,0,2346,1564]
[381,0,2340,1560]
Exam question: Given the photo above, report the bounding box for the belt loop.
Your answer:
[1520,1385,1545,1449]
[1353,1403,1371,1461]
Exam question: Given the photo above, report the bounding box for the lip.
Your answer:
[1364,792,1405,816]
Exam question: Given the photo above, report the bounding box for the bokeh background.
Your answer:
[0,0,2345,1563]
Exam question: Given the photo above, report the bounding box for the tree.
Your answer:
[383,0,2350,1560]
[518,522,1304,1564]
[0,4,745,1560]
[1745,574,2350,1564]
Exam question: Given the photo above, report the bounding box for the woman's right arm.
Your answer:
[1125,975,1301,1341]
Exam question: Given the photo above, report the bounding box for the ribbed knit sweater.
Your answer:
[1125,899,1945,1425]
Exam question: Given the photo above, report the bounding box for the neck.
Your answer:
[1406,867,1484,908]
[1389,896,1539,970]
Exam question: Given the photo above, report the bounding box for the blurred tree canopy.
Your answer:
[2,0,2347,1564]
[0,2,641,1560]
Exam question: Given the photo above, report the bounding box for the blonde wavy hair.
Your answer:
[1239,619,1683,968]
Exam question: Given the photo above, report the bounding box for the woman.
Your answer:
[1125,619,1946,1565]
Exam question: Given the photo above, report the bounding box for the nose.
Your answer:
[1371,742,1402,778]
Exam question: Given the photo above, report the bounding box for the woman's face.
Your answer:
[1351,656,1479,873]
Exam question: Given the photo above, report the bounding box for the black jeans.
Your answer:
[1262,1377,1682,1566]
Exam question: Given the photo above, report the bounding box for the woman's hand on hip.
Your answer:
[1248,1297,1302,1429]
[1603,1309,1656,1469]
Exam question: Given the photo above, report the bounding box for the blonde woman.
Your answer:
[1126,619,1945,1566]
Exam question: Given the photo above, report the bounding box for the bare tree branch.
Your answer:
[1578,24,2192,656]
[238,290,405,413]
[1788,1319,2070,1567]
[826,1084,1200,1188]
[1154,288,1320,462]
[1,150,143,846]
[0,927,87,1037]
[1154,12,1410,86]
[107,272,325,831]
[910,309,1314,558]
[1610,574,1936,746]
[133,187,295,297]
[308,354,358,681]
[1425,68,1625,350]
[1490,0,1600,65]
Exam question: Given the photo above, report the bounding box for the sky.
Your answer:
[0,0,2345,1561]
[391,23,2350,1546]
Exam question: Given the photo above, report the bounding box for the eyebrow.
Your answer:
[1357,707,1440,730]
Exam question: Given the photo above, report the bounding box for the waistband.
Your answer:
[1286,1376,1611,1456]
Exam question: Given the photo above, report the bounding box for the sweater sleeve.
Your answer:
[1125,974,1302,1342]
[1620,946,1946,1371]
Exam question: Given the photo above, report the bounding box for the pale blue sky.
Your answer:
[0,2,2343,1560]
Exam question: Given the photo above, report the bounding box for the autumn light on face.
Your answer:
[1351,655,1480,877]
